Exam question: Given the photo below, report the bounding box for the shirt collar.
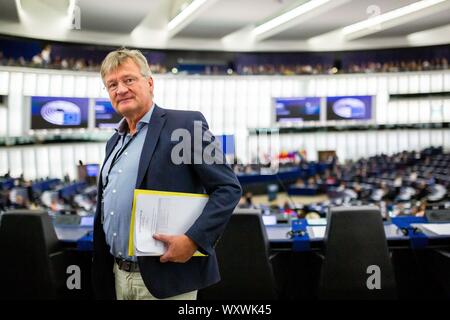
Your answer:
[116,103,155,136]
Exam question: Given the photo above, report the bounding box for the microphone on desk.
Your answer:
[286,229,306,239]
[399,226,422,236]
[275,173,297,211]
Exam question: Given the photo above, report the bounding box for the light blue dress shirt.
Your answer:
[101,106,154,262]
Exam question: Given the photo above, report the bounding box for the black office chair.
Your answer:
[198,208,278,300]
[0,210,67,299]
[427,249,450,298]
[318,206,397,300]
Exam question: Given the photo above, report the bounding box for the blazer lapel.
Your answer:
[135,105,166,188]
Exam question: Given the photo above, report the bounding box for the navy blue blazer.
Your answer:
[92,105,242,299]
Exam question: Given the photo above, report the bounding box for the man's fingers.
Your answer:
[155,234,173,263]
[160,253,170,263]
[153,233,171,243]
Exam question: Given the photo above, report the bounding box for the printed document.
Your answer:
[128,189,208,256]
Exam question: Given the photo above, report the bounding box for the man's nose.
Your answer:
[116,81,129,94]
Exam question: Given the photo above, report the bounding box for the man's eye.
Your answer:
[125,78,135,84]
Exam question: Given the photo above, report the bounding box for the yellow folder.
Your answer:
[128,189,208,257]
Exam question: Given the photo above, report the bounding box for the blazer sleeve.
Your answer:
[184,112,242,255]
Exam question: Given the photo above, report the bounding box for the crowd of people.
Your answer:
[2,146,449,219]
[1,45,448,75]
[0,173,97,215]
[0,46,167,74]
[239,58,449,75]
[236,147,449,219]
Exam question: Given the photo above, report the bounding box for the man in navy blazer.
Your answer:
[93,48,242,300]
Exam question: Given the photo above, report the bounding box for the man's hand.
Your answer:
[153,234,198,263]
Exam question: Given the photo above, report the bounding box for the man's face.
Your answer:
[104,58,154,117]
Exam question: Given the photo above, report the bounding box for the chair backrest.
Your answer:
[199,208,278,300]
[0,210,62,299]
[319,206,397,299]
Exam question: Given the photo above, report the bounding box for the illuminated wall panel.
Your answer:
[36,147,50,179]
[22,147,36,180]
[50,74,63,96]
[61,75,75,97]
[0,149,8,175]
[0,71,9,94]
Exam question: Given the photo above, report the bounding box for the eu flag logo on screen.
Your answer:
[31,96,89,129]
[42,100,81,125]
[326,95,372,120]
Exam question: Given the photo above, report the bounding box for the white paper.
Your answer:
[418,223,450,236]
[307,226,326,239]
[133,192,208,256]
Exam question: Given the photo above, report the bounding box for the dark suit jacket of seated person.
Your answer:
[93,48,242,299]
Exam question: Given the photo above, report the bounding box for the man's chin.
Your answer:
[117,102,136,114]
[118,98,134,106]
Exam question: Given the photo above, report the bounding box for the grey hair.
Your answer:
[100,48,152,82]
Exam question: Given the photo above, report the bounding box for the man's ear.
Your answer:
[147,77,154,91]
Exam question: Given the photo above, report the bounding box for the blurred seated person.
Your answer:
[352,182,362,199]
[10,194,29,209]
[50,197,71,213]
[294,178,305,187]
[394,174,403,195]
[314,174,323,185]
[410,201,426,217]
[376,181,395,202]
[392,203,407,216]
[305,211,321,220]
[325,174,337,185]
[237,192,256,209]
[0,189,11,211]
[50,198,64,212]
[244,165,255,174]
[336,181,346,192]
[41,44,52,65]
[31,53,43,66]
[307,176,316,187]
[409,171,418,183]
[416,201,427,217]
[283,200,295,216]
[415,181,430,200]
[74,194,95,212]
[425,173,436,187]
[371,183,386,202]
[396,185,416,202]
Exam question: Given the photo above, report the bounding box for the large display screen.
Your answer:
[274,97,321,123]
[86,164,100,177]
[31,96,89,129]
[94,99,122,128]
[326,95,372,120]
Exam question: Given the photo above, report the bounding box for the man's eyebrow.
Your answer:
[106,74,136,84]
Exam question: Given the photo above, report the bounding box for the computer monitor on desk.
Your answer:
[426,203,450,222]
[232,207,261,215]
[262,215,277,226]
[86,164,99,177]
[53,214,81,226]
